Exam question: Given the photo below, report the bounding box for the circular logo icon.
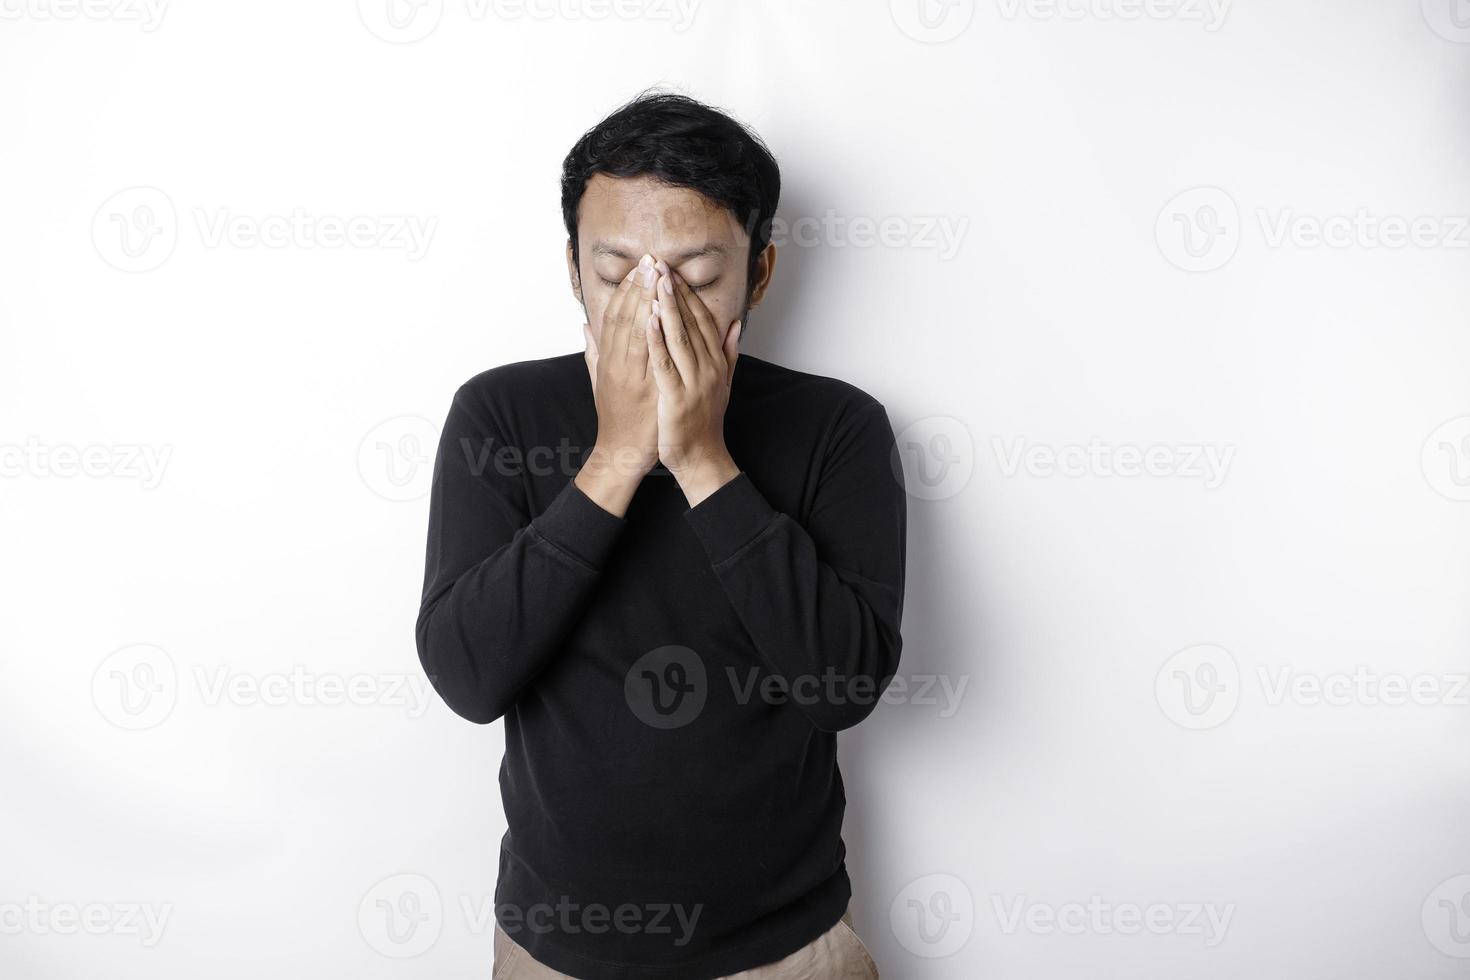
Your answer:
[889,873,974,958]
[1422,0,1470,43]
[1423,874,1470,957]
[1155,186,1240,272]
[1155,643,1240,730]
[92,643,178,730]
[357,0,443,43]
[359,415,439,502]
[892,415,974,501]
[890,0,974,43]
[358,873,442,957]
[92,186,177,273]
[625,645,707,730]
[1422,415,1470,502]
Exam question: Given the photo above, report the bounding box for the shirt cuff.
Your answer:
[531,478,626,571]
[683,472,779,565]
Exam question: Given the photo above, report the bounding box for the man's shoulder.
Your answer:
[452,352,584,408]
[736,354,886,419]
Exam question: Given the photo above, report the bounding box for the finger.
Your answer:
[583,321,598,393]
[652,271,700,380]
[722,318,742,386]
[645,312,681,392]
[670,285,727,391]
[670,272,721,366]
[601,264,642,364]
[623,254,657,372]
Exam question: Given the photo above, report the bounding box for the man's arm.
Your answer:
[416,259,660,724]
[646,269,907,732]
[683,403,907,733]
[415,390,627,724]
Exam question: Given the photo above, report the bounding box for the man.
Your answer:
[416,92,906,978]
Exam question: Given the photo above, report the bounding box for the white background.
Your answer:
[3,1,1469,977]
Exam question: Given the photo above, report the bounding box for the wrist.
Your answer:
[672,447,740,507]
[576,443,652,517]
[588,441,657,478]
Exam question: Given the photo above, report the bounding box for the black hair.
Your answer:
[560,90,781,297]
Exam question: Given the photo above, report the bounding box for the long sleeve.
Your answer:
[684,400,907,732]
[415,387,625,724]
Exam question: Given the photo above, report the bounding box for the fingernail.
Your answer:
[659,276,673,296]
[625,266,638,281]
[639,265,656,288]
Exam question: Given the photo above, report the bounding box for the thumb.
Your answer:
[645,313,678,393]
[582,322,598,393]
[723,319,742,386]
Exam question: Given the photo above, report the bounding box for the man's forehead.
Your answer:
[579,173,747,254]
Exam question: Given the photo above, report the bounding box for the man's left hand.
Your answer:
[645,262,744,506]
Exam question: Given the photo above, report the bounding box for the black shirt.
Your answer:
[416,351,907,978]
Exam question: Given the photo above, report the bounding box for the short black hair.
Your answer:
[561,91,781,295]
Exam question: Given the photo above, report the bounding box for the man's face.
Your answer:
[568,173,774,345]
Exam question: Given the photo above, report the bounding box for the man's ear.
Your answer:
[747,243,777,308]
[566,240,583,304]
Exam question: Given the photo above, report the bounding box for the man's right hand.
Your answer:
[575,253,659,517]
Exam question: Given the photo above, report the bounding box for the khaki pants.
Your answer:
[492,907,880,979]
